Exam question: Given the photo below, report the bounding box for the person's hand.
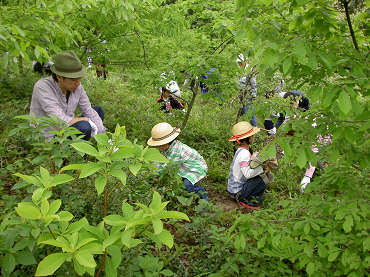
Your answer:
[268,127,277,135]
[265,164,271,174]
[88,119,98,137]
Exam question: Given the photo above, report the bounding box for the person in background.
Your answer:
[30,50,106,140]
[157,86,185,113]
[236,54,257,127]
[147,122,209,201]
[267,90,310,135]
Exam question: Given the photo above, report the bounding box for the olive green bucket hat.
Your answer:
[50,50,86,78]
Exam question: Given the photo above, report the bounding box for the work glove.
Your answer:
[88,118,98,138]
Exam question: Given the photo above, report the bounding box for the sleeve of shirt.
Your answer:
[33,80,74,123]
[77,86,106,133]
[239,151,263,179]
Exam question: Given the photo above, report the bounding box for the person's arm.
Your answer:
[77,86,106,133]
[32,79,75,124]
[239,151,263,179]
[68,117,88,125]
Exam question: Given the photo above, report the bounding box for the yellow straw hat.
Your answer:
[228,121,260,144]
[147,122,181,146]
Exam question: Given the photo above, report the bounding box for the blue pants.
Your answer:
[230,176,266,206]
[240,97,257,127]
[70,106,104,140]
[183,178,209,201]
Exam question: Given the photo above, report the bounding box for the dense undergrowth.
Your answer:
[1,70,369,277]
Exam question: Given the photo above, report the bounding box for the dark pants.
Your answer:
[230,176,266,207]
[183,178,209,201]
[70,106,104,140]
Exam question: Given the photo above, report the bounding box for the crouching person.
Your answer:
[30,50,106,140]
[147,122,209,201]
[228,122,276,210]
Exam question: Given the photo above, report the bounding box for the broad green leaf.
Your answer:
[296,150,307,169]
[125,218,150,230]
[122,202,134,220]
[80,243,104,254]
[15,250,37,265]
[296,0,309,5]
[3,253,16,274]
[110,146,135,160]
[40,166,50,184]
[66,218,88,234]
[104,215,127,226]
[103,233,121,248]
[306,262,315,276]
[268,49,279,67]
[80,162,102,178]
[105,256,117,277]
[95,176,107,195]
[60,164,84,171]
[35,253,70,276]
[343,214,353,233]
[143,148,168,163]
[49,174,74,187]
[73,258,87,276]
[94,133,109,146]
[72,142,100,157]
[13,173,42,187]
[328,251,341,262]
[41,197,49,217]
[129,163,142,176]
[363,236,370,251]
[121,228,134,248]
[317,242,328,258]
[308,53,318,69]
[152,218,163,235]
[338,90,351,115]
[74,250,96,268]
[84,225,105,239]
[149,191,161,211]
[15,204,41,220]
[48,199,62,216]
[134,144,142,157]
[57,211,73,221]
[156,229,173,248]
[107,245,122,269]
[40,239,70,249]
[283,57,292,75]
[156,211,190,221]
[110,170,127,186]
[75,238,97,250]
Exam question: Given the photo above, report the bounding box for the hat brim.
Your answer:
[228,127,260,141]
[51,65,86,79]
[147,128,181,146]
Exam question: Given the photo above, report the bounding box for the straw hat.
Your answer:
[51,50,86,78]
[228,121,260,144]
[147,122,181,146]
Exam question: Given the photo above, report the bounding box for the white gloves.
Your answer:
[300,176,311,193]
[88,118,98,138]
[268,127,277,135]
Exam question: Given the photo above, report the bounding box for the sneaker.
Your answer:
[239,202,260,210]
[246,204,260,210]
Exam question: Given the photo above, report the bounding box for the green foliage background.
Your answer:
[1,0,370,276]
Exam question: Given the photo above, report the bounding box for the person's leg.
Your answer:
[240,97,257,127]
[239,176,266,207]
[92,106,105,121]
[70,121,91,140]
[183,178,209,201]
